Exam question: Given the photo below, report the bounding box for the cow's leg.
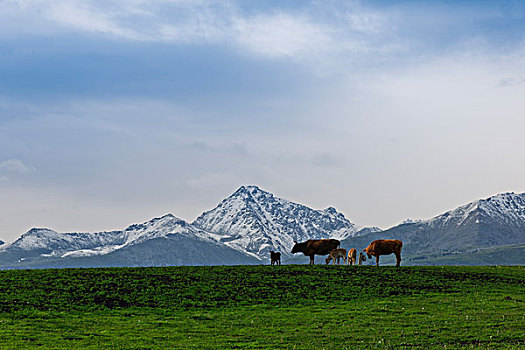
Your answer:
[376,255,380,266]
[310,255,315,265]
[395,252,401,267]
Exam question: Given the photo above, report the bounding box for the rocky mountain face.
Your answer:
[342,192,525,265]
[192,185,373,259]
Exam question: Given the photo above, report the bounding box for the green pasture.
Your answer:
[0,265,523,349]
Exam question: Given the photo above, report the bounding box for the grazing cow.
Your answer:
[326,248,347,265]
[357,251,366,265]
[270,251,281,266]
[363,239,403,267]
[291,239,340,265]
[346,248,357,266]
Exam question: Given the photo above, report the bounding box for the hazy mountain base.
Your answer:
[334,243,525,266]
[4,243,523,269]
[0,235,259,269]
[404,244,525,266]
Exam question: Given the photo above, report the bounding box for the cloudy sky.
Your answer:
[1,0,525,242]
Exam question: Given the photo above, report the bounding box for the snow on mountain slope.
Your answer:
[342,192,525,260]
[7,228,124,253]
[424,192,525,229]
[4,214,218,259]
[193,185,368,259]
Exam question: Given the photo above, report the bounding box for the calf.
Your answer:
[270,251,281,266]
[346,248,357,266]
[363,239,403,267]
[325,248,347,265]
[357,251,366,265]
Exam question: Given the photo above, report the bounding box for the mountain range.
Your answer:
[342,192,525,265]
[1,186,524,268]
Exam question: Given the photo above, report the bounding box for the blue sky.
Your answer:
[1,0,525,242]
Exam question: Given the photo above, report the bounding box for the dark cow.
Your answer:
[270,251,281,265]
[363,239,403,267]
[291,239,340,265]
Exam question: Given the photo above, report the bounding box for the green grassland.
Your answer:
[0,265,523,349]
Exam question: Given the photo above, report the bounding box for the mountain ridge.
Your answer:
[1,187,524,268]
[342,192,525,265]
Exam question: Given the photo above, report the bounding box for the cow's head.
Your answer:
[325,256,332,264]
[359,252,367,261]
[291,241,301,254]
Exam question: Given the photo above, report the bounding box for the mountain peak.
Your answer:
[12,228,68,251]
[193,186,362,259]
[324,207,338,214]
[232,185,267,196]
[401,218,422,225]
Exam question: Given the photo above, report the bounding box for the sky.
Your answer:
[1,0,525,243]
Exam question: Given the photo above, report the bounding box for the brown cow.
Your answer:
[326,248,347,265]
[363,239,403,267]
[270,251,281,265]
[346,248,357,266]
[291,239,340,265]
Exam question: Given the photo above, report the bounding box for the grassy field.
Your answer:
[0,265,523,349]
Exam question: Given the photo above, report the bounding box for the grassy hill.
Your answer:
[0,265,524,349]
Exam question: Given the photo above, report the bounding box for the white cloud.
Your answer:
[45,1,145,40]
[1,0,400,62]
[0,159,33,174]
[232,13,333,58]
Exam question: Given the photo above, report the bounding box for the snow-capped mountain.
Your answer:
[0,214,258,268]
[0,185,374,267]
[193,185,375,259]
[425,192,525,232]
[342,192,525,265]
[6,214,210,257]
